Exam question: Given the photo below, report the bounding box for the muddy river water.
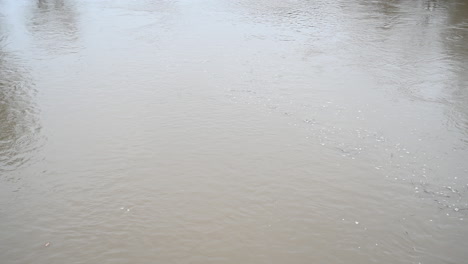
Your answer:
[1,0,468,263]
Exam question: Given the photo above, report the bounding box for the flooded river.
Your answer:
[1,0,468,263]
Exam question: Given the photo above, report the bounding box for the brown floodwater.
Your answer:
[1,0,467,263]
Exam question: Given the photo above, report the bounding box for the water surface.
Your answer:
[1,0,468,263]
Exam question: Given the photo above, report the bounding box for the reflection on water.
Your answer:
[27,0,80,54]
[442,0,468,138]
[0,25,41,173]
[1,0,468,264]
[341,0,468,142]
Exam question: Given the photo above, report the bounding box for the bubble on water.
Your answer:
[454,208,459,212]
[127,208,131,212]
[120,207,125,210]
[355,221,359,225]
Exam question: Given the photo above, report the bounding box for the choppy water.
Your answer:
[1,0,467,263]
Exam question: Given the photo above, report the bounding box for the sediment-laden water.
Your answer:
[1,0,467,263]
